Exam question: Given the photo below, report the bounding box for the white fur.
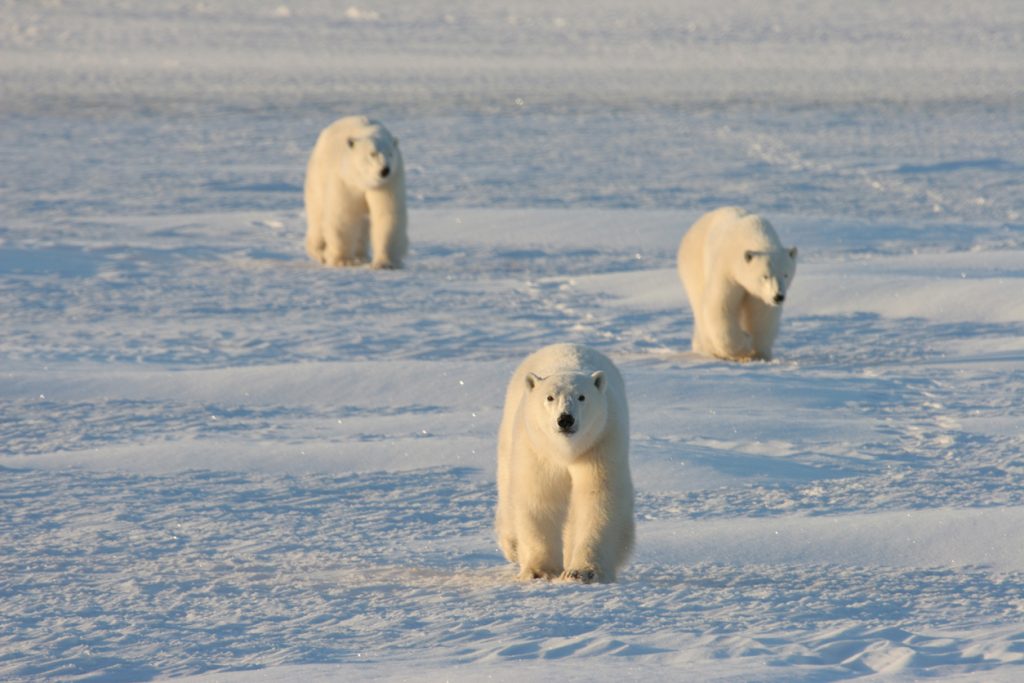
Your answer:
[304,116,408,269]
[495,343,634,583]
[678,207,798,361]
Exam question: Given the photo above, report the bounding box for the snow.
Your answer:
[2,1,1023,681]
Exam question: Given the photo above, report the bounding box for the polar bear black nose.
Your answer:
[557,413,575,431]
[773,293,785,304]
[380,166,390,178]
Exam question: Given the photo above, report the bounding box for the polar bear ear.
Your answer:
[591,371,606,392]
[788,246,798,260]
[525,372,542,391]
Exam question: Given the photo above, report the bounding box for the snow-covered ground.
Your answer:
[2,2,1023,681]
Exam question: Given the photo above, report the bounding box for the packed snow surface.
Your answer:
[1,1,1023,681]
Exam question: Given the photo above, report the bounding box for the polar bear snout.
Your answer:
[380,165,391,178]
[773,293,785,304]
[557,412,576,433]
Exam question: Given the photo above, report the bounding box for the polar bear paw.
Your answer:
[713,331,755,362]
[324,254,368,267]
[519,567,559,581]
[561,567,600,584]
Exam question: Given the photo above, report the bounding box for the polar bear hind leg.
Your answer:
[305,224,326,264]
[304,182,327,263]
[690,303,715,356]
[495,491,518,563]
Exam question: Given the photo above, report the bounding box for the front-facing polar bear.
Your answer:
[304,116,407,268]
[677,207,798,361]
[495,343,634,583]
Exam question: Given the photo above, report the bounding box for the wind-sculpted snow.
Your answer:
[2,1,1024,681]
[3,467,1023,681]
[3,211,1024,681]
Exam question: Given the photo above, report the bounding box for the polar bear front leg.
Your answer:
[366,182,408,269]
[703,279,755,360]
[512,505,564,580]
[742,299,782,361]
[322,189,369,267]
[509,458,568,580]
[561,460,621,583]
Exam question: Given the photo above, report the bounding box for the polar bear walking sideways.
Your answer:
[677,207,798,361]
[304,116,407,268]
[495,343,634,583]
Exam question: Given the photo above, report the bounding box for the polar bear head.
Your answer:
[523,370,609,460]
[739,246,798,306]
[345,127,400,191]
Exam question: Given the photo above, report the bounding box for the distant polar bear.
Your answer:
[677,207,797,361]
[304,116,407,268]
[495,343,634,583]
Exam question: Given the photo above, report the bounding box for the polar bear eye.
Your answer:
[546,395,554,402]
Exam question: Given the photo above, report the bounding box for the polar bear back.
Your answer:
[305,116,397,186]
[679,206,784,287]
[313,115,380,152]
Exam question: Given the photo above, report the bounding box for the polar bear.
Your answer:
[495,343,634,583]
[304,116,407,268]
[677,207,797,361]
